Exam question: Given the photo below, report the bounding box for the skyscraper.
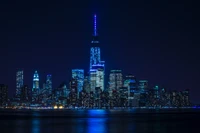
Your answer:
[20,85,31,102]
[89,14,105,92]
[16,70,23,97]
[124,75,137,97]
[109,70,123,94]
[90,64,105,92]
[32,70,39,102]
[90,69,97,92]
[69,79,78,106]
[90,14,101,70]
[72,69,84,95]
[124,75,138,106]
[138,80,148,92]
[0,84,8,107]
[83,75,90,93]
[46,74,52,95]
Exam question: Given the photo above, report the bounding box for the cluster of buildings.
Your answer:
[0,14,191,109]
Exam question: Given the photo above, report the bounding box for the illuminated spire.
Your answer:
[94,14,97,36]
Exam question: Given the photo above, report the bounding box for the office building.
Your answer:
[46,74,52,95]
[72,69,84,94]
[83,76,90,93]
[138,80,148,92]
[0,84,8,106]
[20,85,31,102]
[32,70,40,102]
[90,14,101,70]
[90,63,105,92]
[109,70,123,94]
[89,14,105,93]
[16,70,23,97]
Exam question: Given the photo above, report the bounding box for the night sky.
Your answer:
[0,0,199,103]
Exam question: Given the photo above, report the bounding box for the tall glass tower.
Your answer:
[72,69,84,95]
[46,74,52,95]
[109,70,123,92]
[90,14,101,70]
[89,14,105,92]
[16,70,23,97]
[33,71,39,89]
[32,70,39,102]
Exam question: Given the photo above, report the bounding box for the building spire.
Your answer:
[94,14,97,36]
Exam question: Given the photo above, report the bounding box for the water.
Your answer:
[0,109,200,133]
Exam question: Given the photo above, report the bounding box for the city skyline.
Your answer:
[0,14,193,108]
[0,0,199,104]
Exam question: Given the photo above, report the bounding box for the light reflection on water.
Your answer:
[0,109,200,133]
[87,118,107,133]
[32,112,40,133]
[87,109,107,117]
[87,110,107,133]
[32,118,40,133]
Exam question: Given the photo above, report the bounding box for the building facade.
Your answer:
[138,80,148,93]
[0,84,8,106]
[89,14,105,93]
[32,70,40,102]
[72,69,84,95]
[20,85,31,102]
[46,74,52,95]
[124,75,138,106]
[16,70,23,97]
[109,70,123,95]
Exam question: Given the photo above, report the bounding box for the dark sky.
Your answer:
[0,0,199,103]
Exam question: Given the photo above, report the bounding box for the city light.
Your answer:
[59,106,63,109]
[0,14,194,110]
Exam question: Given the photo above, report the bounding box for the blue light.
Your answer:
[32,118,40,133]
[87,118,107,133]
[87,109,107,133]
[94,14,97,36]
[88,109,107,116]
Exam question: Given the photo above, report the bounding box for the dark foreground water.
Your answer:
[0,109,200,133]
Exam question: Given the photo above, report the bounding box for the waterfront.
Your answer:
[0,109,200,133]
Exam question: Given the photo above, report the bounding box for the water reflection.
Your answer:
[87,118,107,133]
[87,110,108,133]
[32,112,40,133]
[87,109,108,117]
[1,109,198,133]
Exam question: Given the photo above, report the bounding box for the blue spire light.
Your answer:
[94,14,97,36]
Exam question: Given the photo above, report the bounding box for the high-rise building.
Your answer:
[69,79,78,93]
[72,69,84,94]
[69,79,78,106]
[138,80,148,92]
[182,89,190,106]
[124,75,138,106]
[46,74,52,95]
[91,64,105,91]
[124,75,137,97]
[0,84,8,106]
[83,75,90,93]
[90,14,101,70]
[109,70,123,94]
[20,85,31,102]
[32,70,40,102]
[33,71,39,89]
[16,70,23,97]
[137,80,148,107]
[89,69,96,93]
[89,14,105,92]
